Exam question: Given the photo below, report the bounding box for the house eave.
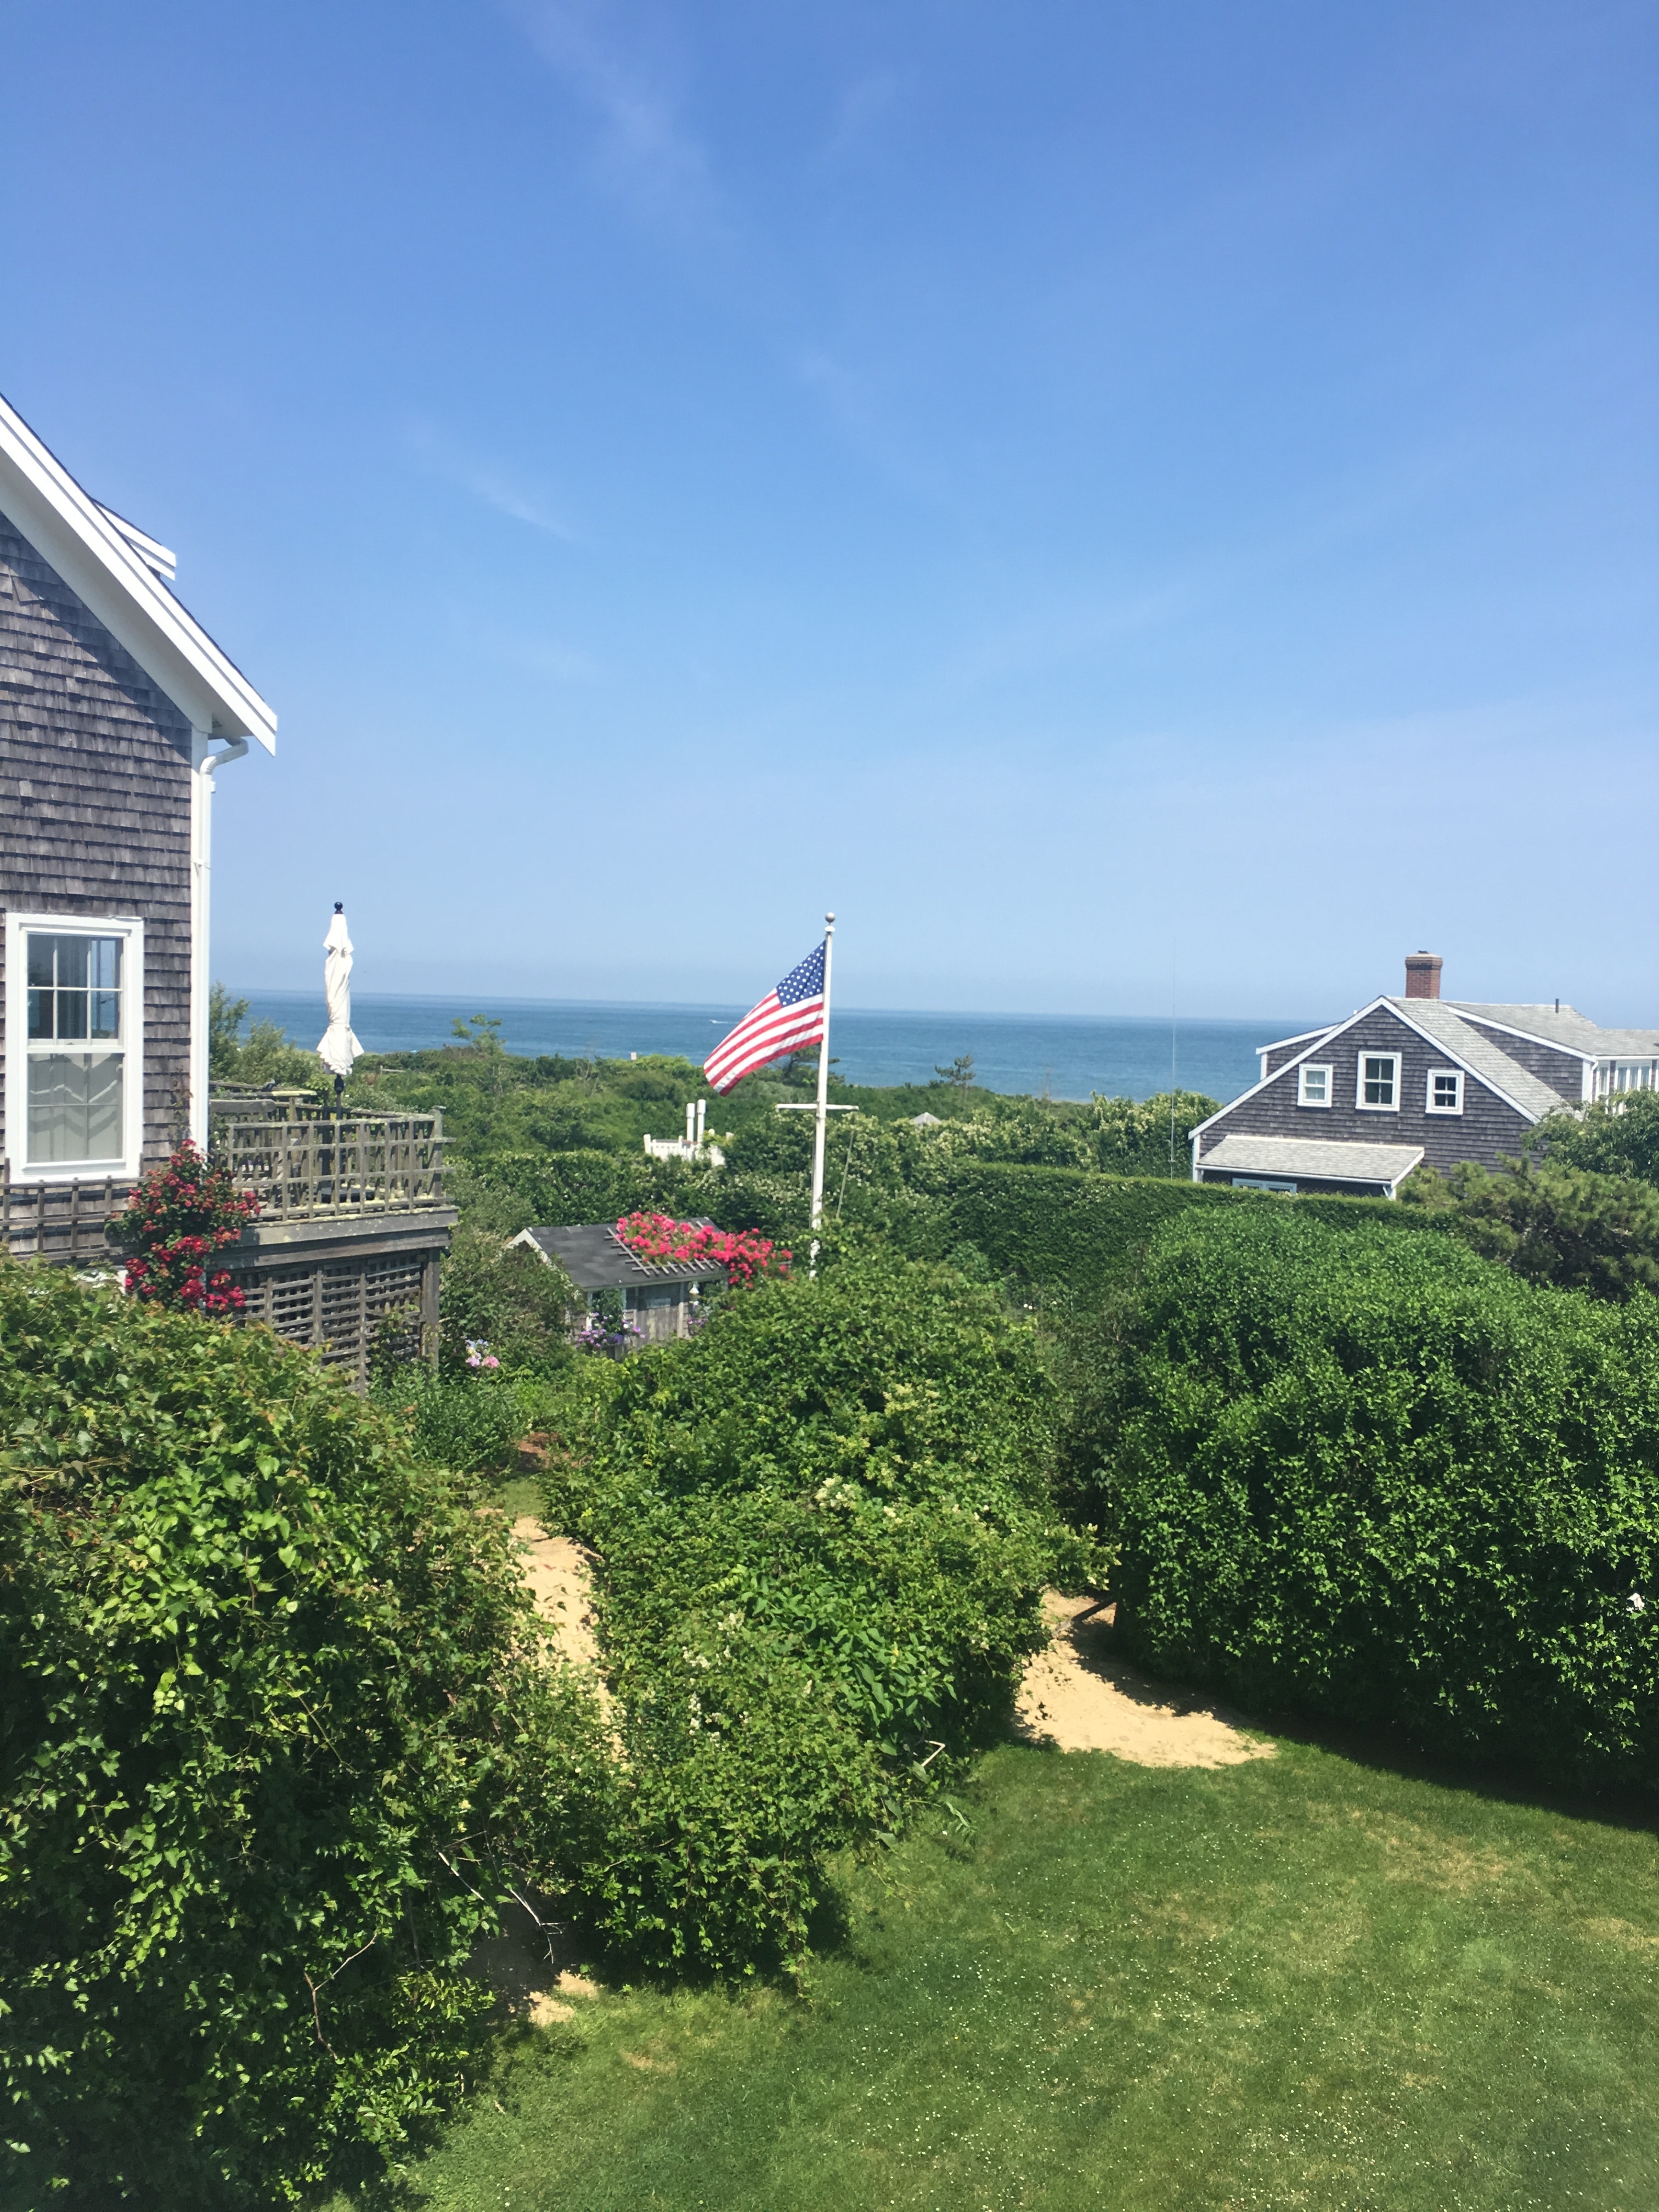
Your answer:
[0,391,276,751]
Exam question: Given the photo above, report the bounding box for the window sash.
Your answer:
[1297,1063,1331,1107]
[6,916,143,1180]
[1359,1054,1399,1109]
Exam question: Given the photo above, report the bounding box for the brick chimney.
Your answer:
[1404,950,1442,1000]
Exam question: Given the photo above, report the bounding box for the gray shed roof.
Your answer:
[513,1221,726,1290]
[1201,1133,1425,1186]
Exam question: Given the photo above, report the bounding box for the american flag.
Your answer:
[704,941,827,1094]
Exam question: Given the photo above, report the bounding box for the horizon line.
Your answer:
[233,984,1313,1030]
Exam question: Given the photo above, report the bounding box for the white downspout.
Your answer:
[188,731,250,1146]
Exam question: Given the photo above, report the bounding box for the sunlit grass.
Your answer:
[327,1739,1658,2211]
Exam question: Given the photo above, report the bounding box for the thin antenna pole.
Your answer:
[1169,974,1177,1179]
[809,913,836,1273]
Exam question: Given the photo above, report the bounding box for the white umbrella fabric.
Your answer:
[317,904,364,1082]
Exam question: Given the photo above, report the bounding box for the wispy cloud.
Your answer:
[404,417,578,539]
[512,1,728,250]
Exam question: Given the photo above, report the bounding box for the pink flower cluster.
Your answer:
[614,1211,789,1288]
[113,1141,261,1317]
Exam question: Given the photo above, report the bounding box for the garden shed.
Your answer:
[510,1220,725,1343]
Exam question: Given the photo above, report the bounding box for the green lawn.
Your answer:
[329,1738,1658,2212]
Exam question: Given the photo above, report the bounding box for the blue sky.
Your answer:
[4,1,1655,1019]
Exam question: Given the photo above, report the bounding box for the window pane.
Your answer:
[27,1053,124,1165]
[53,936,89,989]
[23,934,121,1045]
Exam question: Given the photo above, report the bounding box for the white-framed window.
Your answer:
[1297,1063,1333,1108]
[1426,1068,1464,1115]
[1356,1051,1401,1112]
[4,912,145,1182]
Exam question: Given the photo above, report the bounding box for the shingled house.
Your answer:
[1190,952,1659,1199]
[1,392,454,1379]
[510,1220,725,1343]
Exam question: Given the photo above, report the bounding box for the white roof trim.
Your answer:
[0,391,275,750]
[1256,1024,1336,1056]
[94,503,176,582]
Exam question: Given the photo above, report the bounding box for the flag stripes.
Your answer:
[704,940,827,1094]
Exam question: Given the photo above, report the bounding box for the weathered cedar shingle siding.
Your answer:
[1198,1005,1547,1180]
[0,510,193,1167]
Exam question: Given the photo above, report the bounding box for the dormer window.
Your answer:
[1426,1068,1464,1115]
[1297,1063,1332,1108]
[1357,1052,1401,1111]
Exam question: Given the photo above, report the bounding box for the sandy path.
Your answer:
[512,1515,605,1673]
[1015,1591,1275,1768]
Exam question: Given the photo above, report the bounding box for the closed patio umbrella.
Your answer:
[317,902,363,1098]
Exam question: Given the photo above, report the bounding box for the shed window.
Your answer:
[1297,1063,1332,1108]
[1426,1068,1464,1115]
[1357,1053,1401,1111]
[5,917,144,1180]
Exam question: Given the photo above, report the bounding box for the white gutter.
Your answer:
[188,733,250,1145]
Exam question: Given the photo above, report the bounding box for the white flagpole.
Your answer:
[808,912,835,1271]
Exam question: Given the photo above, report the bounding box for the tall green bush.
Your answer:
[0,1263,612,2207]
[1064,1207,1659,1791]
[544,1248,1073,1974]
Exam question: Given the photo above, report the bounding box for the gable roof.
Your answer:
[0,390,275,749]
[1193,994,1567,1138]
[1380,998,1569,1119]
[1448,1002,1659,1061]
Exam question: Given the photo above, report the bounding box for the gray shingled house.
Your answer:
[510,1221,725,1343]
[1190,952,1659,1199]
[1,391,454,1379]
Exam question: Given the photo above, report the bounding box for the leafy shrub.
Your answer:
[1401,1156,1659,1300]
[1064,1206,1659,1791]
[1534,1090,1659,1186]
[435,1220,579,1378]
[544,1248,1073,1974]
[373,1361,535,1475]
[0,1263,612,2206]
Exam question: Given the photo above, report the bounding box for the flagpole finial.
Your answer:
[334,901,343,913]
[825,911,835,926]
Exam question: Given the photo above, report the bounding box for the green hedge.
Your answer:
[932,1162,1440,1296]
[1066,1206,1659,1792]
[544,1249,1075,1975]
[0,1263,612,2206]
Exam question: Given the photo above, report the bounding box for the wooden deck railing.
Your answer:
[208,1110,447,1220]
[0,1167,123,1264]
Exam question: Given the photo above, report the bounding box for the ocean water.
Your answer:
[237,991,1311,1107]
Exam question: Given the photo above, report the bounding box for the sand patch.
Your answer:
[1015,1592,1275,1768]
[514,1516,604,1671]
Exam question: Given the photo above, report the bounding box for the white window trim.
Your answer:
[1425,1067,1465,1116]
[4,911,145,1184]
[1297,1062,1333,1109]
[1355,1049,1402,1114]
